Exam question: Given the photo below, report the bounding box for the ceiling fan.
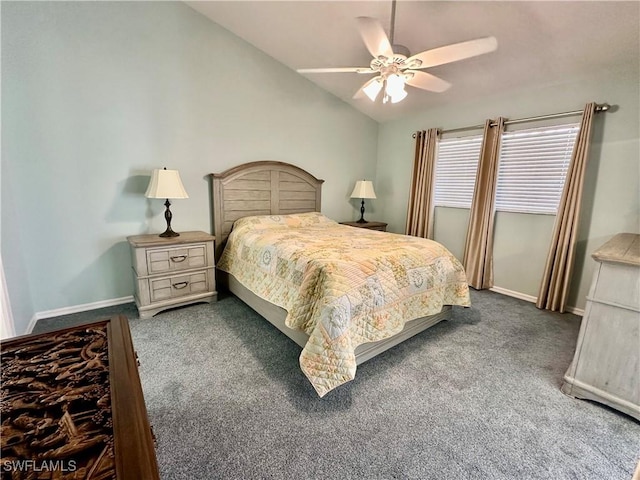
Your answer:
[297,1,497,104]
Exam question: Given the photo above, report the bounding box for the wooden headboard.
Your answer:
[210,161,324,260]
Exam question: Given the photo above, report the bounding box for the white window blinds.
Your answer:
[434,135,483,208]
[495,124,579,215]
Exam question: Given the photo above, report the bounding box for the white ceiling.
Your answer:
[187,1,639,122]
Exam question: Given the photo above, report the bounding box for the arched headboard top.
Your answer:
[210,161,324,260]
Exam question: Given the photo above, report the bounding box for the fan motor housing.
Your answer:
[371,45,411,73]
[392,44,410,58]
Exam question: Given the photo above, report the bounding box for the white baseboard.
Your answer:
[490,286,584,317]
[25,316,39,336]
[490,286,537,304]
[566,305,585,317]
[26,296,135,334]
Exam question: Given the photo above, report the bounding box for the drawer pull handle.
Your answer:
[170,255,187,263]
[172,281,189,289]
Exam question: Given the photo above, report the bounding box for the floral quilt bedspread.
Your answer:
[217,212,470,397]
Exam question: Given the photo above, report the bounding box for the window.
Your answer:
[433,123,579,214]
[433,135,483,208]
[495,124,579,215]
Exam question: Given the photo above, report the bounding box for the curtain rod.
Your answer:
[412,103,611,138]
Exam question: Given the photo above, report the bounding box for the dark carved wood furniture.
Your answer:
[0,315,159,480]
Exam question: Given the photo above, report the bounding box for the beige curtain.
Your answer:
[537,103,597,312]
[405,128,440,239]
[463,118,506,290]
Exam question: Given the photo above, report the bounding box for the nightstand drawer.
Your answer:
[128,231,217,318]
[149,271,209,302]
[146,244,206,274]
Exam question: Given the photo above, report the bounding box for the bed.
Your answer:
[211,161,470,396]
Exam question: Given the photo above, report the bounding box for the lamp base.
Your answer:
[159,199,180,237]
[159,227,180,238]
[357,199,367,223]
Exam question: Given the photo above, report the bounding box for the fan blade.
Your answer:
[297,67,374,74]
[353,76,383,100]
[405,36,498,69]
[356,17,394,59]
[404,71,451,93]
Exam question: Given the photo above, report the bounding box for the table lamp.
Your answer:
[350,180,376,223]
[145,168,189,237]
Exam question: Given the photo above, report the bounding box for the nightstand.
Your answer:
[340,221,388,232]
[127,231,217,318]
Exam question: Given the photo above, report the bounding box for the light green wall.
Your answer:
[377,65,640,311]
[432,207,469,261]
[492,212,556,297]
[1,1,378,333]
[433,210,557,300]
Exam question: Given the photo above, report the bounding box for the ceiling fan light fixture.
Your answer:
[363,78,384,101]
[390,89,407,104]
[385,73,406,96]
[299,1,497,106]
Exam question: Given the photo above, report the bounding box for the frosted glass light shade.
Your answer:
[385,74,407,103]
[385,74,406,96]
[145,169,189,199]
[350,180,377,199]
[390,89,408,103]
[363,79,383,102]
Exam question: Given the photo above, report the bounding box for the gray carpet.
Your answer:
[34,290,639,479]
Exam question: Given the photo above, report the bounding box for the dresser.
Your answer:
[561,233,640,420]
[128,231,217,319]
[340,220,388,232]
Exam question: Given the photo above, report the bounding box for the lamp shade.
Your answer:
[145,169,189,199]
[385,74,406,96]
[390,89,408,104]
[350,180,376,199]
[363,78,383,102]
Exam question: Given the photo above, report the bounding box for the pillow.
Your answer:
[233,212,336,231]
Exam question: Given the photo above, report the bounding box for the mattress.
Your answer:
[217,212,470,396]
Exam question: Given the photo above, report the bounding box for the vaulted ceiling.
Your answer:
[187,1,639,122]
